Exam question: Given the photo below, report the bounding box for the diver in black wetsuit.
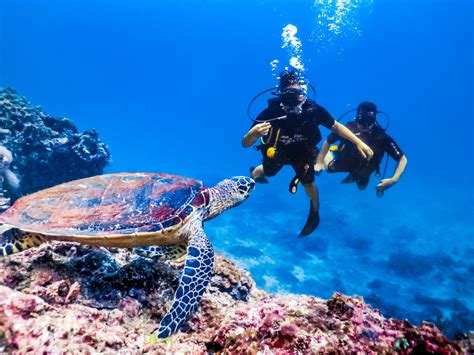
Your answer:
[242,70,374,236]
[315,102,407,193]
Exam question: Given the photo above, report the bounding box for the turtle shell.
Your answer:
[0,173,209,244]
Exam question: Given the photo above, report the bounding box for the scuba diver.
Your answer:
[314,101,407,194]
[242,69,374,236]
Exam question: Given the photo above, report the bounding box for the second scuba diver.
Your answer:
[315,101,407,195]
[242,69,374,236]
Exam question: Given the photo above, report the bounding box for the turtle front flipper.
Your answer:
[0,225,45,256]
[133,245,187,261]
[155,226,214,339]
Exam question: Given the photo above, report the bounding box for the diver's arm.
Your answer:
[377,155,407,190]
[242,122,271,148]
[391,154,407,181]
[317,140,330,164]
[331,122,374,160]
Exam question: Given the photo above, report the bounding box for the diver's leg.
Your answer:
[292,152,318,208]
[330,160,356,183]
[325,151,358,183]
[154,227,214,338]
[251,157,283,184]
[292,147,321,194]
[325,158,355,182]
[302,182,319,212]
[293,156,320,236]
[134,245,187,261]
[0,225,45,256]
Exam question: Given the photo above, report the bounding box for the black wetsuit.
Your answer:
[253,98,335,184]
[326,121,404,188]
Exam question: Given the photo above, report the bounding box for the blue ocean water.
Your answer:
[1,0,473,337]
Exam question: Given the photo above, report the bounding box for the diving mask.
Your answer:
[280,89,306,117]
[356,111,376,128]
[280,89,306,107]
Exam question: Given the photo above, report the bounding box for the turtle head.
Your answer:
[205,176,255,220]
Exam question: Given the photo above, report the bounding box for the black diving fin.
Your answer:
[341,173,356,184]
[298,201,320,237]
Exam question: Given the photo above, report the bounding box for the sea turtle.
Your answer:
[0,172,255,338]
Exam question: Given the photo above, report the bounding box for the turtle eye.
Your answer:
[237,181,254,195]
[238,185,249,195]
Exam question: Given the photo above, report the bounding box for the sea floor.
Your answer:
[206,171,474,338]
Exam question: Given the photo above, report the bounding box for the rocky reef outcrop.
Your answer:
[0,88,110,210]
[0,243,470,353]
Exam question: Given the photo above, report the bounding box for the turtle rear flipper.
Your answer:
[0,225,45,256]
[155,226,214,339]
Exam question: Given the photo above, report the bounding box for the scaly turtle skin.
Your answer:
[0,172,255,338]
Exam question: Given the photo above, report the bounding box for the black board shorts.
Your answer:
[262,146,317,184]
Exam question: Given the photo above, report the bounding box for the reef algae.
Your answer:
[0,242,468,353]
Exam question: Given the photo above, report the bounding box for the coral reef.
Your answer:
[0,146,20,211]
[0,242,469,353]
[0,87,110,210]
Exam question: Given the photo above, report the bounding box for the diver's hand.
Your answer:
[357,142,374,160]
[377,178,396,191]
[314,161,324,174]
[250,122,271,138]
